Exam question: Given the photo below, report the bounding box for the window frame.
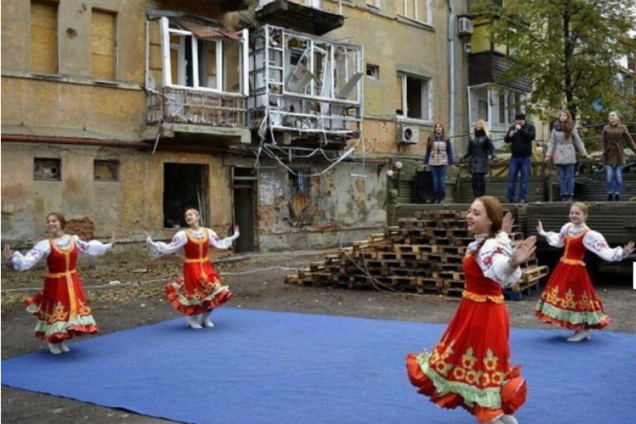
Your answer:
[159,17,248,96]
[396,72,433,124]
[397,0,432,26]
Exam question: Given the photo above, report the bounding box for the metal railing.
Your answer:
[147,87,247,127]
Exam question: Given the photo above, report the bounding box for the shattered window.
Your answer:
[160,17,243,93]
[34,158,61,181]
[94,160,119,182]
[397,73,431,121]
[366,64,379,79]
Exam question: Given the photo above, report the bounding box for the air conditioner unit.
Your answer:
[458,17,474,37]
[399,125,420,144]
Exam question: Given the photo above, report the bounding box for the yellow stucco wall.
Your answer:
[1,0,147,141]
[326,1,449,158]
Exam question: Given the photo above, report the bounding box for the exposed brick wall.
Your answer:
[66,217,95,240]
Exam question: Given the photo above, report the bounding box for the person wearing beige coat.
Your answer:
[600,111,636,201]
[545,110,590,201]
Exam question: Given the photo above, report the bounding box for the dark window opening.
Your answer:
[366,64,379,79]
[163,163,209,228]
[94,160,119,181]
[34,158,61,181]
[406,76,425,119]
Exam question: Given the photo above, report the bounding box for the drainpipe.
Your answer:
[1,134,150,148]
[448,2,456,139]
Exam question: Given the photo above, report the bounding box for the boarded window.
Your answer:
[91,9,117,80]
[94,160,119,181]
[30,0,58,74]
[34,158,61,181]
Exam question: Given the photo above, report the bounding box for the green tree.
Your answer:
[475,0,636,124]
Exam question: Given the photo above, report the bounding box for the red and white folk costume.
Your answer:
[407,233,526,424]
[535,224,626,332]
[9,235,112,343]
[146,228,238,320]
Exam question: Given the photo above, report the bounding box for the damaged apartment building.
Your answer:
[2,0,458,252]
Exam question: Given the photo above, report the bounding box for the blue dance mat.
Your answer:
[2,308,635,424]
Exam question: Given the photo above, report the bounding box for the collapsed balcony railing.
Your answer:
[147,87,247,127]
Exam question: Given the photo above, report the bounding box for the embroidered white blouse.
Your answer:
[9,235,113,272]
[467,232,522,288]
[146,228,239,255]
[538,223,625,262]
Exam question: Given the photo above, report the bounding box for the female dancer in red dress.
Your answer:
[535,202,634,341]
[3,213,114,355]
[407,196,536,424]
[145,208,239,329]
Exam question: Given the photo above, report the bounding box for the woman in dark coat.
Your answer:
[461,120,498,198]
[600,111,636,201]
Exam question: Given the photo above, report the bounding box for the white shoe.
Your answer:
[500,415,519,424]
[487,419,504,424]
[567,329,591,342]
[48,342,62,355]
[187,315,203,329]
[201,312,215,328]
[59,341,71,353]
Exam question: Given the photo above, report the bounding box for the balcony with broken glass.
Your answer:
[144,16,250,144]
[248,25,363,147]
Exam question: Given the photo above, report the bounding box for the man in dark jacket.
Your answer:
[504,113,536,203]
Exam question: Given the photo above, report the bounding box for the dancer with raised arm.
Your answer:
[3,213,114,355]
[535,202,634,341]
[145,208,239,329]
[407,197,536,424]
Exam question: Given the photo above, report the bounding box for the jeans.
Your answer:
[606,165,624,194]
[471,173,486,198]
[430,165,447,199]
[558,164,575,196]
[507,157,532,201]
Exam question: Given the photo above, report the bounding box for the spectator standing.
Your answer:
[504,113,536,203]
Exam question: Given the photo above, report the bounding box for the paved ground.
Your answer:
[2,248,635,424]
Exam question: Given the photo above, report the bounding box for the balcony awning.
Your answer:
[173,18,240,41]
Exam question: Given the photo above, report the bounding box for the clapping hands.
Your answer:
[509,236,537,267]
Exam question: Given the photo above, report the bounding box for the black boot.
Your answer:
[615,194,621,202]
[607,193,613,202]
[560,195,566,202]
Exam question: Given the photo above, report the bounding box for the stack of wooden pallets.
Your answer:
[285,210,549,300]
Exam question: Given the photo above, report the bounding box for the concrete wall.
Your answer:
[1,143,234,247]
[257,160,387,251]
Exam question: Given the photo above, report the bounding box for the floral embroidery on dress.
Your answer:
[561,289,577,309]
[47,302,69,324]
[78,299,92,317]
[545,286,560,304]
[483,349,499,371]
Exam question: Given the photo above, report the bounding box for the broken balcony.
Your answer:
[144,16,251,144]
[248,25,363,147]
[255,0,344,36]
